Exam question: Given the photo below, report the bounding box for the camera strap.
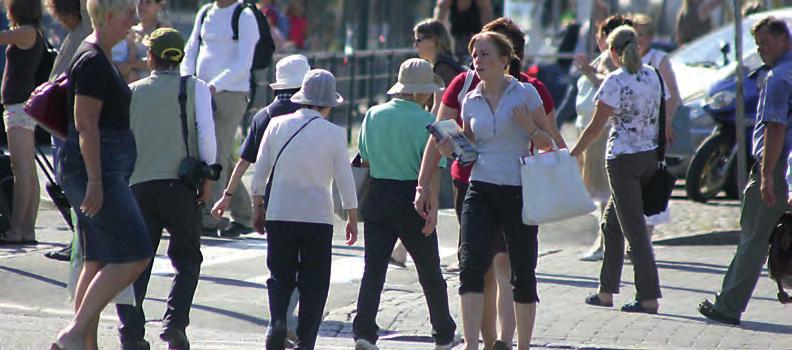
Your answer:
[178,75,191,158]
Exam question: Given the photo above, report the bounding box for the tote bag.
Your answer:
[333,154,370,221]
[521,144,596,225]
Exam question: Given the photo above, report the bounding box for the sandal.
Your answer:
[698,299,740,325]
[620,300,658,314]
[584,293,613,307]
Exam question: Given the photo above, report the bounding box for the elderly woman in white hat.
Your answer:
[211,54,310,345]
[353,58,457,350]
[251,69,358,350]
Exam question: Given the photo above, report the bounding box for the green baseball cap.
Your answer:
[143,28,185,62]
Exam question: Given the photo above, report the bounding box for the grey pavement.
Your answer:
[1,168,791,349]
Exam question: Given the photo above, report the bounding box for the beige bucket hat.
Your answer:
[386,58,445,95]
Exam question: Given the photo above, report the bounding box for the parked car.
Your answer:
[667,9,792,182]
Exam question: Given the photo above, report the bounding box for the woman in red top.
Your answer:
[414,17,565,350]
[286,0,307,49]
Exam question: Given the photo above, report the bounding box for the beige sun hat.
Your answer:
[270,55,310,90]
[290,69,344,107]
[386,58,445,95]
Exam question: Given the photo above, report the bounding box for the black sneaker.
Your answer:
[220,222,254,238]
[698,299,740,325]
[120,340,151,350]
[44,246,72,262]
[160,328,190,350]
[201,228,220,237]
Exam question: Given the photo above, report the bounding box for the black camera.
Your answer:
[178,157,222,189]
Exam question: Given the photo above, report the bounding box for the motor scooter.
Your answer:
[684,66,766,203]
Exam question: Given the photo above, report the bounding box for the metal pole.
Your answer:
[734,0,748,199]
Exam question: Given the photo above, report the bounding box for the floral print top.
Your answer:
[595,64,670,159]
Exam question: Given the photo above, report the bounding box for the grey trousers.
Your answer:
[202,91,252,228]
[714,159,789,319]
[599,150,662,301]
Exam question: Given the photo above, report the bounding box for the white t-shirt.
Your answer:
[180,1,260,92]
[642,48,667,68]
[595,64,670,159]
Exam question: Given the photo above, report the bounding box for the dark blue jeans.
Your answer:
[265,220,333,350]
[353,179,456,345]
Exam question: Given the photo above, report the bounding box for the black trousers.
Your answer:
[353,179,457,345]
[265,220,333,350]
[116,180,203,342]
[459,181,540,303]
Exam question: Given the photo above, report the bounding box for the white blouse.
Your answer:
[595,64,671,159]
[251,109,358,225]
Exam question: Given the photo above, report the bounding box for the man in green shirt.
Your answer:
[353,58,456,350]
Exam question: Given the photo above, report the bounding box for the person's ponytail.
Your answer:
[607,25,643,75]
[508,57,522,79]
[621,42,642,74]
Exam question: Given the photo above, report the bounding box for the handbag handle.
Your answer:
[652,67,667,166]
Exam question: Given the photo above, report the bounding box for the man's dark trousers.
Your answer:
[117,180,203,342]
[353,179,457,345]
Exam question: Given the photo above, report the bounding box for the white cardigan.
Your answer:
[251,109,358,225]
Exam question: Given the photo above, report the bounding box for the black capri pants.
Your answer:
[458,181,539,303]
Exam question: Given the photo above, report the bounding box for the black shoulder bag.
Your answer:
[642,68,677,216]
[262,116,319,210]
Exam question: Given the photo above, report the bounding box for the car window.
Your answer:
[672,14,792,72]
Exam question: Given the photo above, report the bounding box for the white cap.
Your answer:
[290,69,344,107]
[270,55,310,90]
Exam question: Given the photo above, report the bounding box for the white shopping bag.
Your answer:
[520,147,596,225]
[67,221,136,306]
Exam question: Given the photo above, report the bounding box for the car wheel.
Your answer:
[685,132,734,203]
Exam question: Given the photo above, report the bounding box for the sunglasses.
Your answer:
[414,36,432,44]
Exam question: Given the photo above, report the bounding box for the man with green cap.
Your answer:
[116,27,218,350]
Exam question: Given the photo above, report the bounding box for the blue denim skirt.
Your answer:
[57,129,153,263]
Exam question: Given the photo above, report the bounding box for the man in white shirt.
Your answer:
[181,0,259,236]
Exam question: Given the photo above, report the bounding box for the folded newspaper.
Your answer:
[427,119,478,165]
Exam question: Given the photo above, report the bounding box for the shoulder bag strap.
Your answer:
[653,67,667,165]
[178,75,191,157]
[263,116,319,207]
[457,70,475,107]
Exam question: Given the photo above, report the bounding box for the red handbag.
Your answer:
[24,73,69,140]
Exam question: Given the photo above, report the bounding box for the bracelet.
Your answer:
[224,191,233,197]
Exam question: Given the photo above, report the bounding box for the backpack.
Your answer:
[768,212,792,304]
[197,0,276,72]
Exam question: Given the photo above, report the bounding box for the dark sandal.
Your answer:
[698,299,740,325]
[620,300,658,314]
[585,294,614,307]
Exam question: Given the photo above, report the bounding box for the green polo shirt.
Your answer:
[358,98,445,180]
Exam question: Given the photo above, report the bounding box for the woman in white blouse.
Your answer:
[250,69,358,349]
[571,26,673,315]
[453,31,554,350]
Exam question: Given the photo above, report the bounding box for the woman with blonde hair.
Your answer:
[52,0,152,348]
[572,25,670,314]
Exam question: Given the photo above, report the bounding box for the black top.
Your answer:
[1,31,43,105]
[238,90,301,163]
[449,0,482,37]
[67,41,131,130]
